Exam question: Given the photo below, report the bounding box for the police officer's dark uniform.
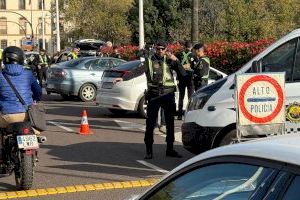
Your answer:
[37,49,50,87]
[191,43,210,91]
[176,41,194,120]
[122,41,186,159]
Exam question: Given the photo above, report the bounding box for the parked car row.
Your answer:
[46,57,126,102]
[96,60,227,117]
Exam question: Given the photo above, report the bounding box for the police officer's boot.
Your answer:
[166,143,182,158]
[144,144,153,159]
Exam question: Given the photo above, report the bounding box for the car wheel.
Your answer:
[79,84,96,102]
[138,96,147,118]
[108,109,128,115]
[219,129,237,146]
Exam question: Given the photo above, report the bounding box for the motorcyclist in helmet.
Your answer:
[0,46,42,131]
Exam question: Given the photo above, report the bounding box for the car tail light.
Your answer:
[23,128,29,135]
[53,70,68,78]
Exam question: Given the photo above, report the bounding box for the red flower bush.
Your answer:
[108,39,274,75]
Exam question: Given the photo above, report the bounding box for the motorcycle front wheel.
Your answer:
[15,152,33,190]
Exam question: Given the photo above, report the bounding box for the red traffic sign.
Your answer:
[237,74,285,125]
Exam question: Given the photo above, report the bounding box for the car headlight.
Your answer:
[187,93,212,111]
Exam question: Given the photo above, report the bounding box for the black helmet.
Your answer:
[3,46,25,65]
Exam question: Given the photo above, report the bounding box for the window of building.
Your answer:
[38,0,45,10]
[19,0,26,10]
[19,17,27,35]
[0,17,7,35]
[0,0,6,9]
[0,39,7,49]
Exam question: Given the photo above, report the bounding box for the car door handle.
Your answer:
[90,73,96,76]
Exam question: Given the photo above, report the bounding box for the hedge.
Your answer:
[101,39,274,75]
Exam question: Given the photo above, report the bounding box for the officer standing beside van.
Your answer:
[191,43,210,91]
[176,41,194,120]
[113,40,186,159]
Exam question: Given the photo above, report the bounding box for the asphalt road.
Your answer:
[0,94,194,200]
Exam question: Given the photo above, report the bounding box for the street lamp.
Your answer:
[0,10,34,49]
[55,0,61,52]
[36,21,51,51]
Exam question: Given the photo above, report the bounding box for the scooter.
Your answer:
[0,121,46,190]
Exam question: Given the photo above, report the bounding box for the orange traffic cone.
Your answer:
[79,110,93,135]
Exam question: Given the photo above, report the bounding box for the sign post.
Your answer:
[236,73,285,141]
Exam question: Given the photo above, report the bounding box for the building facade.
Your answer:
[0,0,53,52]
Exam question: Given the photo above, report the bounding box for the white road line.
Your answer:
[158,132,182,143]
[50,121,144,132]
[137,160,169,174]
[48,121,75,132]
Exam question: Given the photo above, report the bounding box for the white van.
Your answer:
[182,28,300,154]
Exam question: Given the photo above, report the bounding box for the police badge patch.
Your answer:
[286,102,300,123]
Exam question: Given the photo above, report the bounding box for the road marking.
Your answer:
[49,121,145,132]
[0,179,159,199]
[137,160,169,174]
[48,121,74,132]
[158,132,182,143]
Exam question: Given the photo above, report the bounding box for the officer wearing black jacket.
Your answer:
[176,41,194,120]
[191,43,210,91]
[113,41,186,159]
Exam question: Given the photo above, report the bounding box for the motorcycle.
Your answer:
[0,121,46,190]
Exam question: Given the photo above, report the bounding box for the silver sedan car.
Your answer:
[46,57,126,102]
[133,134,300,199]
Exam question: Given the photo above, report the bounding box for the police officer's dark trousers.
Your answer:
[145,92,176,150]
[37,67,47,87]
[178,76,194,118]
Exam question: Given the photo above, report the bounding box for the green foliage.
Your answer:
[128,0,300,43]
[128,0,191,44]
[61,0,133,44]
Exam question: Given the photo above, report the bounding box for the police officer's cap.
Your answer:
[193,43,204,50]
[156,40,167,49]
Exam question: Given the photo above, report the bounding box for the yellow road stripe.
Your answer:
[0,178,159,199]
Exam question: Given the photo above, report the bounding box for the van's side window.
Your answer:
[262,39,297,81]
[292,40,300,81]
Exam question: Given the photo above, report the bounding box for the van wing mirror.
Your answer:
[251,60,262,73]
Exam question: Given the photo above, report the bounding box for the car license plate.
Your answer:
[102,82,113,89]
[17,135,39,150]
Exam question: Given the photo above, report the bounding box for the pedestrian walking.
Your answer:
[37,49,50,87]
[191,43,210,91]
[176,41,194,120]
[113,40,186,159]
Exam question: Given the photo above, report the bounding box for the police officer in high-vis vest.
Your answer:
[37,49,50,87]
[176,41,194,120]
[67,47,79,60]
[191,43,210,91]
[113,41,186,159]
